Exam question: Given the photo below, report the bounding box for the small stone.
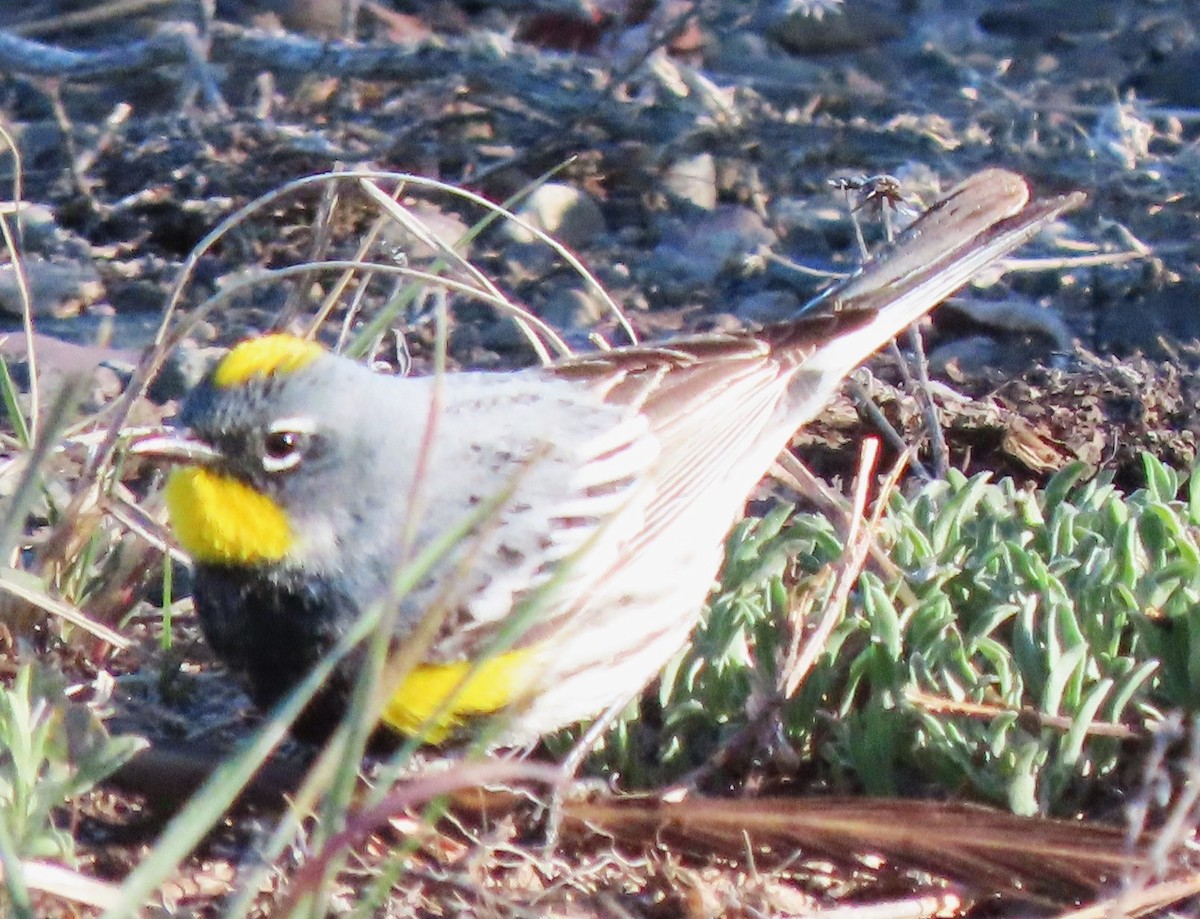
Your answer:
[540,287,606,335]
[151,341,222,403]
[663,153,717,210]
[477,315,528,356]
[928,335,1007,377]
[650,206,777,286]
[767,3,904,55]
[503,183,607,249]
[503,242,558,281]
[11,203,60,251]
[978,2,1118,40]
[736,289,802,325]
[0,260,104,318]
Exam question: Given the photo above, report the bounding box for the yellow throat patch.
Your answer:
[165,467,294,565]
[213,334,324,389]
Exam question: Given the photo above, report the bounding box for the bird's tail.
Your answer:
[795,169,1085,379]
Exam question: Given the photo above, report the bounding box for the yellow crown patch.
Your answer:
[213,334,325,389]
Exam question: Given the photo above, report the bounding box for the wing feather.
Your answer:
[394,170,1084,708]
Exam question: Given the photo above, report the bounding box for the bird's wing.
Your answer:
[403,170,1083,664]
[392,370,661,659]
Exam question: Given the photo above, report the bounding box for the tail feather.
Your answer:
[554,169,1084,438]
[788,170,1085,378]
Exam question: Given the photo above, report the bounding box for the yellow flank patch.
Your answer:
[212,334,325,389]
[164,467,294,565]
[381,649,537,743]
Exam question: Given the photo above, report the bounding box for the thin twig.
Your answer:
[780,440,905,699]
[846,376,931,481]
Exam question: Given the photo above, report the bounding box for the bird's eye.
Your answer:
[265,430,299,458]
[261,425,310,473]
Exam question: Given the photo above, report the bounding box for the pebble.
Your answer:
[766,3,904,55]
[649,205,777,287]
[503,183,608,249]
[735,289,802,325]
[0,260,104,319]
[663,153,718,210]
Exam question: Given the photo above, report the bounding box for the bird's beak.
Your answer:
[129,430,222,466]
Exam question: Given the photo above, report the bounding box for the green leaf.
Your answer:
[1142,453,1179,502]
[1059,678,1113,767]
[1042,643,1087,717]
[1042,462,1089,512]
